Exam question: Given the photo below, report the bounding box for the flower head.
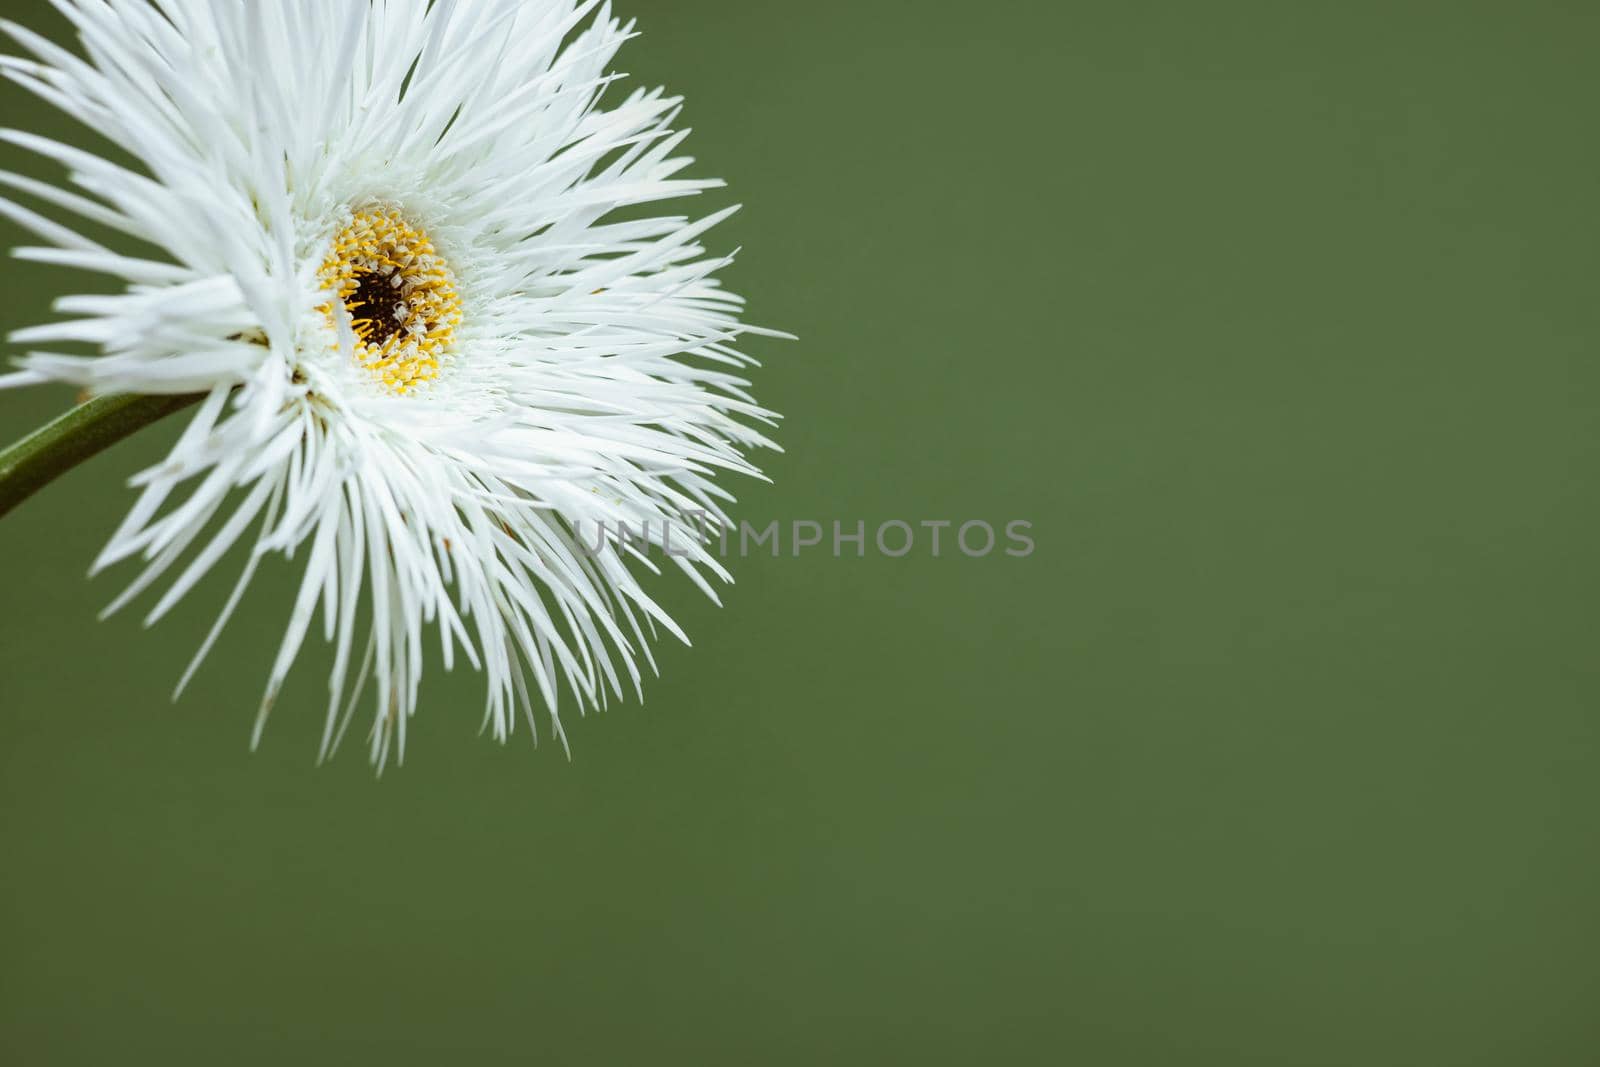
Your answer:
[0,0,780,766]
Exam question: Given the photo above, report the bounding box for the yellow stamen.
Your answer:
[318,208,463,393]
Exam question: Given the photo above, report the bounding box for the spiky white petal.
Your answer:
[1,0,780,766]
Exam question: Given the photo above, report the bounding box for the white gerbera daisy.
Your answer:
[0,0,780,767]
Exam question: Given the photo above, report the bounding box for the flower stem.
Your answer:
[0,392,202,519]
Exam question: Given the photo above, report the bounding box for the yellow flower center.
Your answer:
[319,208,462,393]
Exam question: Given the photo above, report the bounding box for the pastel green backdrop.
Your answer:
[1,1,1595,1063]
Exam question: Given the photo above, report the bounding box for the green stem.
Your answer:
[0,392,202,519]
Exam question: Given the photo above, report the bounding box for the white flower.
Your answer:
[0,0,781,767]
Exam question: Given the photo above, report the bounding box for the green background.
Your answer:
[2,1,1596,1063]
